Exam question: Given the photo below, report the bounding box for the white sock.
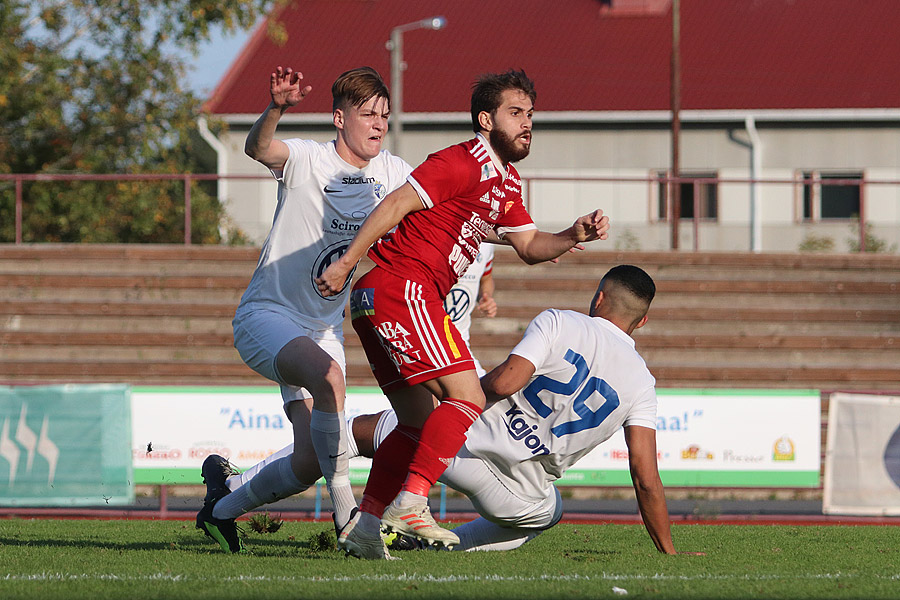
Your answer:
[226,443,293,491]
[393,490,427,509]
[310,409,356,528]
[346,415,361,459]
[372,410,399,452]
[451,517,542,552]
[212,455,310,520]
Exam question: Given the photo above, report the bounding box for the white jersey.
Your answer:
[463,309,657,502]
[238,139,412,332]
[442,244,494,344]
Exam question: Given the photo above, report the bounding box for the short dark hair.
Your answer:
[470,70,536,132]
[332,67,390,112]
[602,265,656,305]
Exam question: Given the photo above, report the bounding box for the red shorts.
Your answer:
[350,267,474,392]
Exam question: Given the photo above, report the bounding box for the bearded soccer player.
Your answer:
[316,70,610,559]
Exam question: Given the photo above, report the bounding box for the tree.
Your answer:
[0,0,286,243]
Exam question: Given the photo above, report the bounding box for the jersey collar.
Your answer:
[475,132,508,181]
[593,315,636,348]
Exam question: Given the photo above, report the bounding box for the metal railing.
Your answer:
[3,172,899,251]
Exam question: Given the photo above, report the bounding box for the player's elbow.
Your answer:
[513,246,543,265]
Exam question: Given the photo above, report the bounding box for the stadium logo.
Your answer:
[311,240,358,301]
[443,289,471,322]
[0,402,59,486]
[772,436,795,461]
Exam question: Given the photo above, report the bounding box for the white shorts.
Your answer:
[440,447,563,530]
[233,305,346,405]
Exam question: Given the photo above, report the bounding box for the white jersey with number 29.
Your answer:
[463,309,658,502]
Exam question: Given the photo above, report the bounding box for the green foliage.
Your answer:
[798,231,836,253]
[0,0,285,243]
[846,221,898,254]
[2,519,900,599]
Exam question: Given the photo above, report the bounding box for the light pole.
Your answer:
[387,16,446,156]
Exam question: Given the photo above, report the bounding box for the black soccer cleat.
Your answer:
[201,454,239,505]
[384,530,425,551]
[196,498,245,554]
[332,507,359,540]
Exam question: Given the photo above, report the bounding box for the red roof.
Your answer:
[205,0,900,115]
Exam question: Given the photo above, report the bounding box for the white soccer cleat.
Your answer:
[338,510,396,560]
[381,499,459,549]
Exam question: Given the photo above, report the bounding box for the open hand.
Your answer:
[270,66,312,109]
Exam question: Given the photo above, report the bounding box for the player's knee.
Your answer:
[313,361,344,396]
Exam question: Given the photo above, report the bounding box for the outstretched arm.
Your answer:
[503,209,609,265]
[625,425,676,554]
[315,183,424,296]
[244,66,313,170]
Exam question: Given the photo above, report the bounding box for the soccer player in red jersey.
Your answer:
[317,70,610,559]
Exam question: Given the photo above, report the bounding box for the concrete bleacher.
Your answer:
[1,244,899,394]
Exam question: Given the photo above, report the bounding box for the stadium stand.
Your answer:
[1,245,898,393]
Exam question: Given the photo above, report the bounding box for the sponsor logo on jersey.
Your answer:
[373,320,422,367]
[330,219,361,232]
[311,240,357,301]
[467,212,494,237]
[504,200,514,215]
[503,405,550,456]
[342,175,376,185]
[443,288,472,322]
[323,185,341,193]
[350,288,375,320]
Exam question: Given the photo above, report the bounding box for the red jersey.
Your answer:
[368,134,536,297]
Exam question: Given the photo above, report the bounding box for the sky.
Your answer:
[184,25,254,97]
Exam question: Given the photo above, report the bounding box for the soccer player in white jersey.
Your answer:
[207,265,691,555]
[195,66,412,554]
[443,244,496,376]
[364,264,678,553]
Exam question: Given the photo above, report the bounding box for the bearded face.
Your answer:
[489,125,531,165]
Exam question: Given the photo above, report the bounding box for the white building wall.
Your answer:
[215,118,900,253]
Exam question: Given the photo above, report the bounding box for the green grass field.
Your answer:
[1,518,898,599]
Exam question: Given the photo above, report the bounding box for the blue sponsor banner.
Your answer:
[0,384,134,506]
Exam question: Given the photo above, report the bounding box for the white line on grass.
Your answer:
[4,572,900,583]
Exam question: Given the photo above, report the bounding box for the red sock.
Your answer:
[403,398,483,497]
[359,424,420,517]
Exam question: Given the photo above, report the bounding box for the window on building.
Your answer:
[656,171,718,221]
[799,171,862,221]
